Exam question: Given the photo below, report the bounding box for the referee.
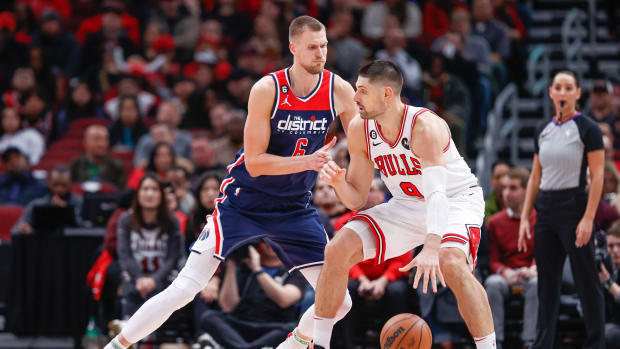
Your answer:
[518,71,605,349]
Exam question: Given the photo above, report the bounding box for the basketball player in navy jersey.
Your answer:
[104,16,357,349]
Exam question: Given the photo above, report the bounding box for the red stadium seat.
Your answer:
[0,205,24,241]
[48,139,85,152]
[110,150,134,163]
[69,117,110,131]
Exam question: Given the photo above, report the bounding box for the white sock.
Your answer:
[277,328,311,349]
[104,337,127,349]
[474,332,496,349]
[313,316,335,348]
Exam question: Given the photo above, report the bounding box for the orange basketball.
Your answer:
[380,313,432,349]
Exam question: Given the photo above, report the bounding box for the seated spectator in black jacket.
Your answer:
[200,242,306,349]
[11,166,83,234]
[108,95,149,151]
[117,173,181,318]
[70,125,127,189]
[600,222,620,348]
[0,147,47,206]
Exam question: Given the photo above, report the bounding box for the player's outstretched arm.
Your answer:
[320,117,374,210]
[400,111,449,294]
[333,75,358,135]
[244,76,334,177]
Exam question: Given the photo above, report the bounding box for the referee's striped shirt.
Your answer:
[534,112,603,191]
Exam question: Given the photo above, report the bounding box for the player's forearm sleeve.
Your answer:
[422,166,448,237]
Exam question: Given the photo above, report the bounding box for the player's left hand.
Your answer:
[399,236,446,294]
[575,216,593,248]
[319,160,347,186]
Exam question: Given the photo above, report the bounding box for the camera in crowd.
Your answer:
[594,230,614,273]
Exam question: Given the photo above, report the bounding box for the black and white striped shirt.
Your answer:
[534,113,603,191]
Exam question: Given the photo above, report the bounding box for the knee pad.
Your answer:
[335,290,353,321]
[165,275,203,310]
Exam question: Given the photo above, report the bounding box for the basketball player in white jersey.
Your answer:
[312,60,496,349]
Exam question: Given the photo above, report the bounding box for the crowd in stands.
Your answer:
[1,0,620,348]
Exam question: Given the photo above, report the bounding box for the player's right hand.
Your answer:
[517,218,531,252]
[307,137,336,171]
[320,160,347,186]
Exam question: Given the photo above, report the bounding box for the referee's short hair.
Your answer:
[358,60,404,96]
[506,166,529,189]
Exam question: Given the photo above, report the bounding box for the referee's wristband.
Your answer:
[253,270,265,277]
[605,279,614,290]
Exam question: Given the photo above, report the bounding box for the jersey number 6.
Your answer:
[293,138,308,156]
[400,182,424,198]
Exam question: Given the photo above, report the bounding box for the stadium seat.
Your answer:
[48,139,85,152]
[69,117,110,131]
[0,205,24,241]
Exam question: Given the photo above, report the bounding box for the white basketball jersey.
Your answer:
[364,106,478,201]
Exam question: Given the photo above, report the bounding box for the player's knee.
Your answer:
[439,248,468,282]
[324,229,362,265]
[335,290,353,320]
[166,275,202,309]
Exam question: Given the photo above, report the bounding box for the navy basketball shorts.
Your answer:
[190,178,328,272]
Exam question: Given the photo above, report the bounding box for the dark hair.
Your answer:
[1,147,23,163]
[289,15,325,41]
[147,142,176,173]
[117,95,141,121]
[49,166,70,177]
[505,166,529,189]
[551,70,580,88]
[166,165,189,179]
[131,173,174,234]
[491,160,511,172]
[19,87,49,106]
[191,172,222,236]
[358,60,404,95]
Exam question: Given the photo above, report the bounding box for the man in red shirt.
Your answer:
[485,167,537,349]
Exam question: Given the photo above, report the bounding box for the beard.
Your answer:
[300,61,325,75]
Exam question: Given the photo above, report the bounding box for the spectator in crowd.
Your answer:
[599,222,620,348]
[471,0,511,62]
[212,110,245,167]
[148,0,200,53]
[225,70,254,110]
[11,166,83,234]
[343,251,413,347]
[127,142,178,190]
[190,137,221,181]
[29,45,57,103]
[56,80,104,135]
[314,178,347,221]
[134,101,192,166]
[163,182,187,236]
[589,78,616,127]
[31,10,80,78]
[0,13,30,94]
[326,11,366,82]
[422,0,468,45]
[166,165,195,216]
[361,0,422,40]
[208,102,232,139]
[78,2,137,92]
[188,172,221,247]
[0,106,45,165]
[595,162,620,232]
[485,167,537,349]
[3,67,36,109]
[70,125,126,189]
[108,95,149,151]
[375,25,422,93]
[200,242,306,349]
[118,173,181,318]
[0,147,47,205]
[485,161,510,223]
[171,76,197,118]
[104,76,157,121]
[19,87,54,143]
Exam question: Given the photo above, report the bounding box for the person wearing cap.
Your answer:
[147,0,200,52]
[588,78,616,128]
[32,10,80,77]
[0,147,47,206]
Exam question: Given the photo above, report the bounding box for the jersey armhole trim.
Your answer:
[269,73,279,119]
[364,119,371,161]
[409,108,451,157]
[329,72,337,122]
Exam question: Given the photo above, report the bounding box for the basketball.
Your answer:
[380,313,432,349]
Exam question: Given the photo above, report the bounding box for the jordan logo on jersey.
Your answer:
[374,154,422,177]
[280,95,292,107]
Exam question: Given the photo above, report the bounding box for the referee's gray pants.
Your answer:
[532,188,605,349]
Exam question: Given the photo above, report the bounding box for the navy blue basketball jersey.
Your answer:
[226,67,337,197]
